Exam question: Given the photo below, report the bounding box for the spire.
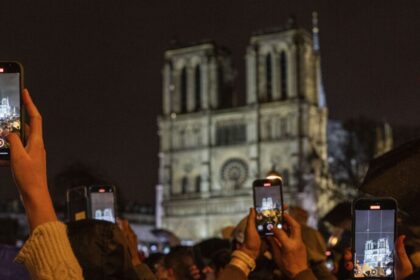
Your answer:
[312,12,320,52]
[312,11,326,107]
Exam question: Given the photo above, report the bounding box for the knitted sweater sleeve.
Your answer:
[15,221,84,280]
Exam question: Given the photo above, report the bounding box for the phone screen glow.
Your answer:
[254,184,282,236]
[90,192,115,223]
[0,73,20,155]
[354,209,395,278]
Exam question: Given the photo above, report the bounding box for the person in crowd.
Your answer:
[223,206,417,280]
[218,208,319,280]
[162,246,214,280]
[163,246,197,280]
[144,253,167,279]
[3,89,84,279]
[67,218,155,280]
[192,238,231,279]
[289,206,335,280]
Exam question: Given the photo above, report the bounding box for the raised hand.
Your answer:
[267,213,308,278]
[7,89,56,231]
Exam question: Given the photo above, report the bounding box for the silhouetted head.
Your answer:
[67,219,138,280]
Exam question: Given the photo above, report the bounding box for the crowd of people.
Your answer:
[0,89,419,279]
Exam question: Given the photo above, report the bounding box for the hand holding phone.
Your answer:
[67,185,117,223]
[352,198,397,279]
[0,62,24,162]
[252,178,284,236]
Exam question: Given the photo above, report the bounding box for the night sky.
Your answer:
[0,1,418,205]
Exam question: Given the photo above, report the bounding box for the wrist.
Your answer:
[230,258,251,276]
[239,247,258,260]
[21,187,57,232]
[20,183,50,203]
[230,249,256,276]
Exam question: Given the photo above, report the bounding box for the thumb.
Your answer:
[247,208,256,229]
[6,133,26,160]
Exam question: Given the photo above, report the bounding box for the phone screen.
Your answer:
[0,69,21,158]
[253,179,283,236]
[354,208,395,278]
[90,189,116,223]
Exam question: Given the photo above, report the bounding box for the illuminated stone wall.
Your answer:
[158,28,335,240]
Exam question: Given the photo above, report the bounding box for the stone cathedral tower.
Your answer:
[157,17,335,241]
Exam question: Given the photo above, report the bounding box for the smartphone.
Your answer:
[67,185,117,223]
[89,185,117,223]
[0,62,24,160]
[352,198,397,279]
[252,178,284,236]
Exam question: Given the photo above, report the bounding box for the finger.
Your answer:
[267,237,282,257]
[283,213,302,239]
[24,123,31,139]
[22,89,43,141]
[272,227,289,245]
[245,207,258,241]
[396,235,410,264]
[267,236,282,249]
[6,133,27,161]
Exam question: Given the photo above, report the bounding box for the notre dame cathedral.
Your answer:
[157,15,338,241]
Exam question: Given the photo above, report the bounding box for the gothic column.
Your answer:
[208,56,218,108]
[201,58,209,110]
[288,47,297,99]
[200,149,210,197]
[162,62,172,115]
[272,52,280,100]
[258,54,266,101]
[172,68,181,112]
[246,46,257,104]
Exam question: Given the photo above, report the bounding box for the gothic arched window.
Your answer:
[195,65,201,111]
[265,54,272,101]
[195,175,201,193]
[280,51,287,100]
[181,176,188,194]
[180,67,188,113]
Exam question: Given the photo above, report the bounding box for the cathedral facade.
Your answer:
[157,18,337,240]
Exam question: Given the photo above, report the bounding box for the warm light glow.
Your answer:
[328,236,338,247]
[99,188,106,193]
[266,175,281,180]
[0,68,4,73]
[370,205,381,210]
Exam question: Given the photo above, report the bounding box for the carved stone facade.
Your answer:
[157,25,336,240]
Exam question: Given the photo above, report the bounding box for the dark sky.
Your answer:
[0,1,418,205]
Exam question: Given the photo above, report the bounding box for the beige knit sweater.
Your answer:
[15,221,84,280]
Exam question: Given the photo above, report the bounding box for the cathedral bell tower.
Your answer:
[162,42,234,116]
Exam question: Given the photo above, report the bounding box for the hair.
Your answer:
[164,246,195,280]
[67,219,138,280]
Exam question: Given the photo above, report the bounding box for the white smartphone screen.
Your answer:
[354,209,395,278]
